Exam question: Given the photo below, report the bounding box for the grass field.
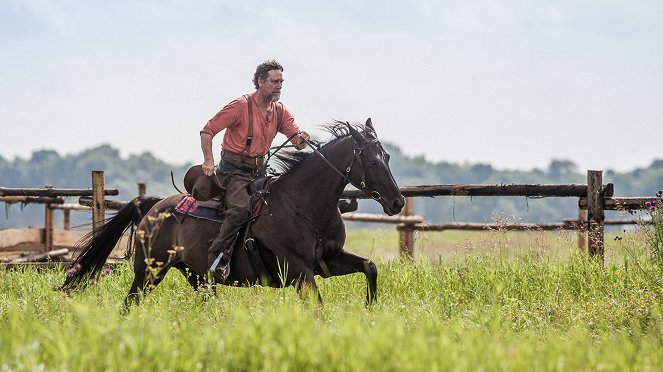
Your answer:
[1,228,661,371]
[345,227,637,262]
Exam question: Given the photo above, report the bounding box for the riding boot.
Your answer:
[208,222,240,279]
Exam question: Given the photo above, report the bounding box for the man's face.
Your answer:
[258,70,284,102]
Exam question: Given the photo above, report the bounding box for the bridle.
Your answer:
[295,133,383,201]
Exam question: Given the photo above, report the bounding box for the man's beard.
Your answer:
[269,91,281,102]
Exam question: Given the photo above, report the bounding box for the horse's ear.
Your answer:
[365,118,377,138]
[347,123,364,143]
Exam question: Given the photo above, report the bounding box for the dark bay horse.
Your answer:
[61,119,404,307]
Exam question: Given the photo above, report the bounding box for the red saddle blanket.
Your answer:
[174,177,274,222]
[174,196,223,222]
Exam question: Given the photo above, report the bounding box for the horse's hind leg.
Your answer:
[321,250,378,306]
[175,264,206,291]
[123,260,174,311]
[124,274,145,310]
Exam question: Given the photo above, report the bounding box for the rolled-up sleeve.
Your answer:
[200,98,243,137]
[279,105,303,145]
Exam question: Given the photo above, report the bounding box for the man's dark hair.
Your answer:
[253,60,283,89]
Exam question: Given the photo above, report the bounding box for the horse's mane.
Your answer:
[271,121,364,175]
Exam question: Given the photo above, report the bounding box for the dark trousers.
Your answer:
[208,159,262,265]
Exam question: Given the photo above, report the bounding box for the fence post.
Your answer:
[587,170,605,261]
[92,171,105,232]
[44,194,54,252]
[63,209,71,230]
[399,197,415,258]
[577,208,587,251]
[138,182,146,196]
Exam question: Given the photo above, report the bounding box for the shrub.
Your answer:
[642,191,663,269]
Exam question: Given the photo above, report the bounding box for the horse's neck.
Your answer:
[272,140,351,219]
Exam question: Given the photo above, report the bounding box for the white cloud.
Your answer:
[1,0,662,173]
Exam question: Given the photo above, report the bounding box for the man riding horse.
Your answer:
[199,60,310,278]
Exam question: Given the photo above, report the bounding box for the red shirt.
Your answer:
[200,93,302,157]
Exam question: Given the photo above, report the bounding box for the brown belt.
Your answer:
[221,150,265,169]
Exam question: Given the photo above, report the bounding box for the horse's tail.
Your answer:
[60,196,162,292]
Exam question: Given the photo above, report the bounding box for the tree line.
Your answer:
[1,143,662,228]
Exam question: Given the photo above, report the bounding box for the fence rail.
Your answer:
[341,213,424,224]
[341,183,614,199]
[0,187,118,197]
[0,196,65,204]
[79,196,129,210]
[578,197,654,210]
[399,221,579,232]
[1,170,656,265]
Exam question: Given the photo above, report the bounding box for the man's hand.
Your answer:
[202,159,215,176]
[295,131,310,150]
[200,133,216,176]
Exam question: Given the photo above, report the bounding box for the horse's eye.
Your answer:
[368,160,379,167]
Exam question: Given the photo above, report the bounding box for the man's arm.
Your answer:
[279,105,310,150]
[294,131,310,150]
[200,133,216,176]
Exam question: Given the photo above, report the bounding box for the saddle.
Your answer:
[175,175,273,221]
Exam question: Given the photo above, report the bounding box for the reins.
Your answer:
[295,133,382,201]
[266,132,302,166]
[265,128,383,200]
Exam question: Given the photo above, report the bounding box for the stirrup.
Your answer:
[209,253,230,281]
[209,252,225,271]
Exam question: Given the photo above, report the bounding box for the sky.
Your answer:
[1,0,662,172]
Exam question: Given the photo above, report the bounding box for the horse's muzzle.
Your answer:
[382,195,405,216]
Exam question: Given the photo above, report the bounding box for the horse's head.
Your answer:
[345,118,405,216]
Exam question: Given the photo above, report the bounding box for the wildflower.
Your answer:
[101,267,112,276]
[65,263,82,277]
[645,200,658,212]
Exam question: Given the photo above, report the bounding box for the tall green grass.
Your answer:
[0,231,661,371]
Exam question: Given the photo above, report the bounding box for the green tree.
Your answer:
[1,144,662,228]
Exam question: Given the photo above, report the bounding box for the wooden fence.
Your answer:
[0,171,121,254]
[1,170,655,265]
[341,170,654,262]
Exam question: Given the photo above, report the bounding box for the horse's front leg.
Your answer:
[320,250,377,306]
